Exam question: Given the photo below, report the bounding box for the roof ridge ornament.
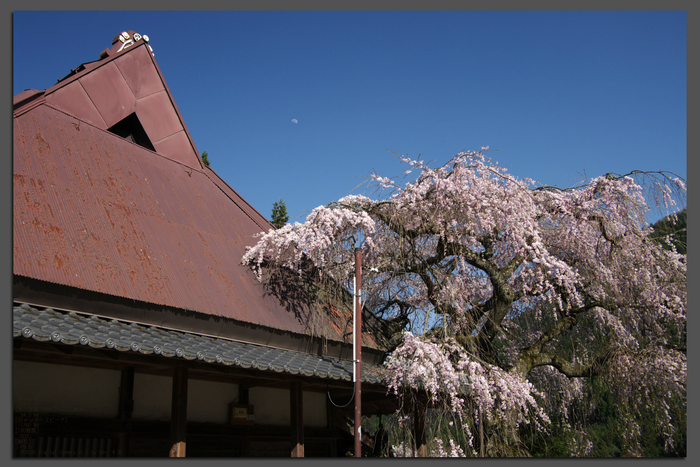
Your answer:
[100,30,153,60]
[116,31,134,52]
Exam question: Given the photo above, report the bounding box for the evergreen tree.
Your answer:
[271,198,289,229]
[201,151,210,167]
[650,208,686,254]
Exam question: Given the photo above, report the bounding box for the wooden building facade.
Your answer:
[12,30,398,457]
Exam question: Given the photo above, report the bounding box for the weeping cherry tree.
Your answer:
[242,149,686,456]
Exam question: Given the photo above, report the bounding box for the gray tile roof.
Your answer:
[13,303,387,385]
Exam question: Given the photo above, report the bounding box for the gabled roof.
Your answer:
[14,31,201,169]
[13,31,382,353]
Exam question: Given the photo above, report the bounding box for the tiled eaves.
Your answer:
[13,303,387,385]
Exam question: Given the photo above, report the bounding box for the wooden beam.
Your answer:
[169,367,188,457]
[52,344,73,355]
[290,381,304,457]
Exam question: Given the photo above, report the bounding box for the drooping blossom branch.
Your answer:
[242,148,686,456]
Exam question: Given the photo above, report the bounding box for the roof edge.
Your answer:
[13,302,390,386]
[43,31,153,97]
[13,275,387,365]
[13,89,45,114]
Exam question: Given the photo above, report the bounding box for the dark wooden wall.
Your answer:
[14,414,339,457]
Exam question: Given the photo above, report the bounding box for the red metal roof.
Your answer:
[12,32,379,349]
[13,103,371,343]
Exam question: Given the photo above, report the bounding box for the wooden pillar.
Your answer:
[326,395,337,457]
[290,381,304,457]
[117,367,135,456]
[169,367,188,457]
[239,386,249,405]
[413,400,427,457]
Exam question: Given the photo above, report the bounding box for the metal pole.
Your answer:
[354,248,362,457]
[352,273,358,451]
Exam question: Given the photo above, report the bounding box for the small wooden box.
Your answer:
[229,403,254,425]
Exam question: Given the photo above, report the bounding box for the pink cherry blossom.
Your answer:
[243,149,686,456]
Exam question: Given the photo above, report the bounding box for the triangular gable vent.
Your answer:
[108,113,156,151]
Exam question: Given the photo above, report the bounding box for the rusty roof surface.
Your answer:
[13,33,378,348]
[13,104,367,343]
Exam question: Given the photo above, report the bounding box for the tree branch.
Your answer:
[512,299,608,376]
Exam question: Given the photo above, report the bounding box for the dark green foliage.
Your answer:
[650,208,686,254]
[639,393,686,457]
[585,379,623,457]
[271,198,289,229]
[201,150,211,167]
[525,377,686,457]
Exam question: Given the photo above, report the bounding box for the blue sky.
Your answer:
[13,10,687,224]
